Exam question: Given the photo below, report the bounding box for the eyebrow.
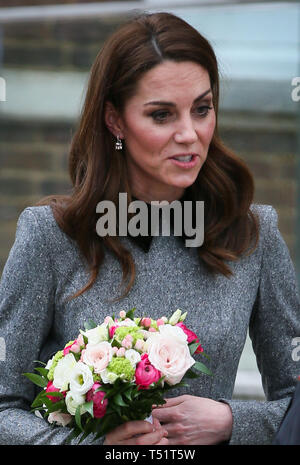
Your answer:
[143,88,212,107]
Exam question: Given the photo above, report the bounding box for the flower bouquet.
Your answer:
[24,308,212,443]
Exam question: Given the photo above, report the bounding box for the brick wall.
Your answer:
[0,16,298,273]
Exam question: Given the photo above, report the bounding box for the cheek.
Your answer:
[205,113,216,142]
[126,120,169,154]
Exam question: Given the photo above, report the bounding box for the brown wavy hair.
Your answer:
[36,11,259,301]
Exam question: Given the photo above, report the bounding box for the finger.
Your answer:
[109,420,154,441]
[153,396,185,409]
[125,425,167,445]
[155,437,169,446]
[152,405,178,423]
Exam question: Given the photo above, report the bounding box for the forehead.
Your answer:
[133,60,211,102]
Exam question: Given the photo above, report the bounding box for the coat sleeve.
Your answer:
[221,205,300,445]
[0,207,103,445]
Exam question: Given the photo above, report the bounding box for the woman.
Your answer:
[0,12,299,445]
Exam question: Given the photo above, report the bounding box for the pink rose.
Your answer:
[81,341,113,374]
[63,335,85,355]
[176,322,203,353]
[86,382,108,418]
[45,381,66,403]
[135,353,161,390]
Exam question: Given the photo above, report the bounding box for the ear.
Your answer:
[104,101,125,139]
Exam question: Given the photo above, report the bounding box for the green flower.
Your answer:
[114,327,145,346]
[47,350,64,381]
[107,357,135,381]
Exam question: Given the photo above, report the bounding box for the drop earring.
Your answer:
[115,135,123,151]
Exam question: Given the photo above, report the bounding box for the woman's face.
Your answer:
[107,60,216,202]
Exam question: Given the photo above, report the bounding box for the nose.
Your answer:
[173,116,198,145]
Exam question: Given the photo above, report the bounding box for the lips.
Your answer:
[169,153,198,161]
[168,153,199,169]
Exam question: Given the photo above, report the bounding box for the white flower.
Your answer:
[45,356,54,370]
[81,341,113,374]
[69,361,94,395]
[80,324,109,345]
[65,391,86,416]
[168,309,182,325]
[179,311,187,322]
[53,353,77,391]
[125,349,141,367]
[146,326,195,385]
[48,411,72,427]
[158,324,188,344]
[100,368,118,384]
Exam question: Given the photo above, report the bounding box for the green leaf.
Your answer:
[188,342,200,356]
[75,405,84,432]
[123,389,133,402]
[193,361,213,376]
[31,390,48,409]
[125,307,136,320]
[183,368,199,379]
[83,401,94,418]
[113,393,128,407]
[23,372,48,388]
[34,367,49,378]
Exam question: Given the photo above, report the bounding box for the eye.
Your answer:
[150,110,171,123]
[195,105,213,117]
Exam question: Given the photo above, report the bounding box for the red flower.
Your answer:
[86,382,108,418]
[176,322,204,353]
[45,381,66,403]
[109,325,118,339]
[135,353,161,390]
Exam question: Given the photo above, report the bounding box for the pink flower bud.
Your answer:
[148,327,157,332]
[117,347,126,357]
[156,319,165,326]
[119,311,126,319]
[134,339,144,351]
[141,318,151,328]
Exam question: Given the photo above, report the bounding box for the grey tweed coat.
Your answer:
[0,203,299,445]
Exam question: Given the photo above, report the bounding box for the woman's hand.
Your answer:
[151,395,233,445]
[103,417,169,445]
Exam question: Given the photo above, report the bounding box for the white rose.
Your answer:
[100,368,118,384]
[81,341,113,374]
[146,331,195,385]
[65,391,86,416]
[69,361,94,395]
[80,324,108,345]
[158,324,188,344]
[125,349,141,367]
[53,353,77,391]
[48,411,72,427]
